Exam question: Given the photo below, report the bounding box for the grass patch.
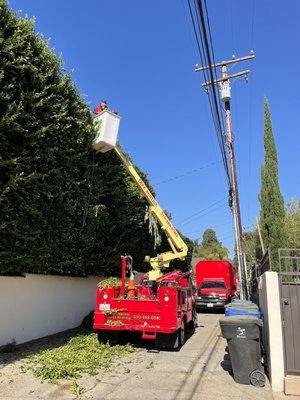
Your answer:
[22,333,136,383]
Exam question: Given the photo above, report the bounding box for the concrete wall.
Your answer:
[258,271,285,392]
[0,274,100,347]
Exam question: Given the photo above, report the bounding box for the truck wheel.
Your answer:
[249,370,265,387]
[156,331,179,349]
[179,321,185,347]
[187,313,198,330]
[97,330,119,346]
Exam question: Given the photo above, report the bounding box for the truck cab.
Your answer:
[194,260,237,310]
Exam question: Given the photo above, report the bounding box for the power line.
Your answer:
[176,198,227,228]
[188,0,231,191]
[197,0,230,183]
[183,220,232,234]
[203,0,227,139]
[155,160,222,185]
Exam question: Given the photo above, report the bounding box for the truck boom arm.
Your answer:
[113,146,188,279]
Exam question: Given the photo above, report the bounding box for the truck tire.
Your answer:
[155,331,179,349]
[97,330,119,346]
[187,311,198,330]
[179,321,185,347]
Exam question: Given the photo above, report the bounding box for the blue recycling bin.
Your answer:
[225,307,261,318]
[225,301,261,318]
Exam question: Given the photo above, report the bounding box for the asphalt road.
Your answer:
[0,312,298,399]
[86,311,273,400]
[85,312,297,400]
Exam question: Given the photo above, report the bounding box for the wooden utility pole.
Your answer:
[195,52,255,300]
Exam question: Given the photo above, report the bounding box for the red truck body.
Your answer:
[93,268,196,349]
[194,260,237,310]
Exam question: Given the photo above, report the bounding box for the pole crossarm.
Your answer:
[202,70,250,87]
[195,53,255,72]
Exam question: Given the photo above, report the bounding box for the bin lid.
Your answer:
[220,316,263,327]
[232,299,253,303]
[226,302,258,310]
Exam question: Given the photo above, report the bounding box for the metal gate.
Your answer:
[279,248,300,375]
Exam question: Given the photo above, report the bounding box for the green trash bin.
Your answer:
[219,316,265,386]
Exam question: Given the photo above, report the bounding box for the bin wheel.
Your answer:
[250,370,265,387]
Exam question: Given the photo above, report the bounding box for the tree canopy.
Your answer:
[285,198,300,249]
[193,229,229,260]
[0,2,192,276]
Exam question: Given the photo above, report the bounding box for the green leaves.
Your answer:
[286,198,300,248]
[0,1,188,277]
[24,333,136,382]
[193,228,229,260]
[259,100,287,270]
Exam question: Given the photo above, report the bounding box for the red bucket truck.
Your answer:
[92,111,197,348]
[194,260,237,310]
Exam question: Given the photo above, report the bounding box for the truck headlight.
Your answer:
[103,293,108,300]
[164,296,169,302]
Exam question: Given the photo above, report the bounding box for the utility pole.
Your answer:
[195,51,254,300]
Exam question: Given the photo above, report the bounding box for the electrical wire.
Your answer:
[188,0,232,194]
[183,220,232,235]
[204,0,226,138]
[175,198,227,228]
[154,160,222,186]
[197,0,231,186]
[187,0,206,75]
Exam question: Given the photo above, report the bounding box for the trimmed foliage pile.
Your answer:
[22,333,136,382]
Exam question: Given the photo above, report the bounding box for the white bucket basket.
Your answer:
[93,111,121,153]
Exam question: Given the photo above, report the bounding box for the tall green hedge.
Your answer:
[0,3,93,274]
[0,2,192,276]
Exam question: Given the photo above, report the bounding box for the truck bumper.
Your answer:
[195,298,227,309]
[93,321,177,340]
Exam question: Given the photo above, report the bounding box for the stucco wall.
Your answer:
[0,274,100,347]
[258,271,285,392]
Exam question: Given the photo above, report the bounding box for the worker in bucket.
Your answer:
[94,100,108,115]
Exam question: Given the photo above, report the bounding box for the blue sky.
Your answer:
[8,0,300,257]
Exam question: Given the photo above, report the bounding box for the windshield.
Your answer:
[200,281,226,289]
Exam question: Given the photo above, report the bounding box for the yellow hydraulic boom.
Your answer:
[113,146,188,279]
[93,110,188,280]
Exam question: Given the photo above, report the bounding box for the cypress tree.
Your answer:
[259,99,287,271]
